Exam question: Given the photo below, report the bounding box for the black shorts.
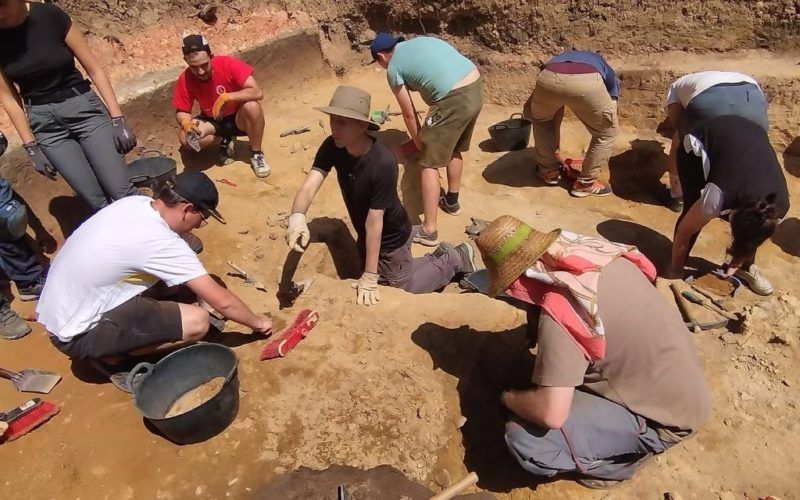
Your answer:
[196,114,246,139]
[49,295,183,359]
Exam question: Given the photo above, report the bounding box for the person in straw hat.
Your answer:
[284,86,476,306]
[474,215,709,489]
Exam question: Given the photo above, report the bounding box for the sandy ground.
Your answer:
[1,50,799,500]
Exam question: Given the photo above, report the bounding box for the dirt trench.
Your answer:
[0,2,799,500]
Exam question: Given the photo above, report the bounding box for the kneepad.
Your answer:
[0,198,29,240]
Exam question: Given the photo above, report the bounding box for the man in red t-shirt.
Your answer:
[172,35,270,178]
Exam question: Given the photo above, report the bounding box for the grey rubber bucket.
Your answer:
[130,343,239,444]
[488,113,532,151]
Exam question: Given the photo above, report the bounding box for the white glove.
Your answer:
[285,213,310,253]
[351,272,380,306]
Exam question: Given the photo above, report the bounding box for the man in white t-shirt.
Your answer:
[37,171,272,390]
[661,71,768,212]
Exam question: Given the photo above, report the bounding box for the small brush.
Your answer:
[260,309,320,360]
[1,398,59,442]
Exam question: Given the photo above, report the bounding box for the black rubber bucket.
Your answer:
[127,149,177,195]
[130,343,239,444]
[488,113,532,151]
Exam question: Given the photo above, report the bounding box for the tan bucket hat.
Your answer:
[314,85,380,131]
[474,215,561,297]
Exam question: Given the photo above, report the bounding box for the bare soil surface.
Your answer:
[0,3,799,500]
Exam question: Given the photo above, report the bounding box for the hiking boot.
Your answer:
[735,265,773,296]
[438,188,461,215]
[16,274,46,301]
[0,304,31,340]
[455,241,476,274]
[219,137,234,165]
[250,151,271,178]
[570,179,612,198]
[412,225,439,247]
[536,165,561,186]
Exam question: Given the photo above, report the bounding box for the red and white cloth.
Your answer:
[504,230,656,361]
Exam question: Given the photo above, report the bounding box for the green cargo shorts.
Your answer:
[419,77,484,168]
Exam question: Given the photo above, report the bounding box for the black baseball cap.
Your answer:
[182,34,211,55]
[171,171,226,224]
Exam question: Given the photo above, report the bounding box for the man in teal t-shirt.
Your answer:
[371,33,483,247]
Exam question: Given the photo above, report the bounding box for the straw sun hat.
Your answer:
[474,215,561,297]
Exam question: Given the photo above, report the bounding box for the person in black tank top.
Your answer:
[669,115,789,295]
[0,1,138,212]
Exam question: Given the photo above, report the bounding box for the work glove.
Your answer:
[110,116,137,154]
[351,271,380,306]
[181,117,201,134]
[211,93,231,120]
[285,213,310,253]
[23,142,57,181]
[0,132,7,158]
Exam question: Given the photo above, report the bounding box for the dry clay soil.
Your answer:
[1,28,800,500]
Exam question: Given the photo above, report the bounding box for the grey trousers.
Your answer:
[505,390,675,481]
[377,236,462,294]
[27,90,136,211]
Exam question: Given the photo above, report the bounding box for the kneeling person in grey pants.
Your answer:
[473,216,710,489]
[285,85,476,306]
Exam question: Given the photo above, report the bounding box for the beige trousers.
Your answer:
[529,70,619,181]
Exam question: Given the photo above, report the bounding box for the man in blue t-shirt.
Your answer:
[284,86,475,306]
[370,33,484,248]
[526,50,620,198]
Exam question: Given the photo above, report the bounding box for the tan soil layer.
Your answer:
[0,3,798,500]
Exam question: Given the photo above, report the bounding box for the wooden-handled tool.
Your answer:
[226,260,267,292]
[670,283,698,326]
[430,472,479,500]
[681,290,738,321]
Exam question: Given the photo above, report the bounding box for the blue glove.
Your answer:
[23,142,57,181]
[111,116,137,154]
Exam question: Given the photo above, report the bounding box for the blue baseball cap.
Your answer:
[370,32,404,61]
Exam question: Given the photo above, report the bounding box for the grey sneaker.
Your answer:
[455,241,476,274]
[250,152,271,178]
[570,179,612,198]
[412,225,439,247]
[0,304,31,340]
[433,241,455,258]
[735,265,773,296]
[438,188,461,215]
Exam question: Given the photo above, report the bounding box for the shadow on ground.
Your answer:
[49,195,93,239]
[596,219,716,275]
[482,148,541,188]
[277,217,361,300]
[411,321,550,493]
[783,137,800,178]
[608,139,668,207]
[772,217,800,258]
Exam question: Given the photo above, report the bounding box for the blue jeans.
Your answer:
[504,390,675,481]
[681,82,769,134]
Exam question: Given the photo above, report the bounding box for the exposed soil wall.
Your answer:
[55,0,800,54]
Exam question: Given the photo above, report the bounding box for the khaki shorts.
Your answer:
[419,77,484,168]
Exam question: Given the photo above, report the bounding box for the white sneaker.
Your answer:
[250,152,271,178]
[735,265,773,296]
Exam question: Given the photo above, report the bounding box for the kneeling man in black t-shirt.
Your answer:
[285,86,475,305]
